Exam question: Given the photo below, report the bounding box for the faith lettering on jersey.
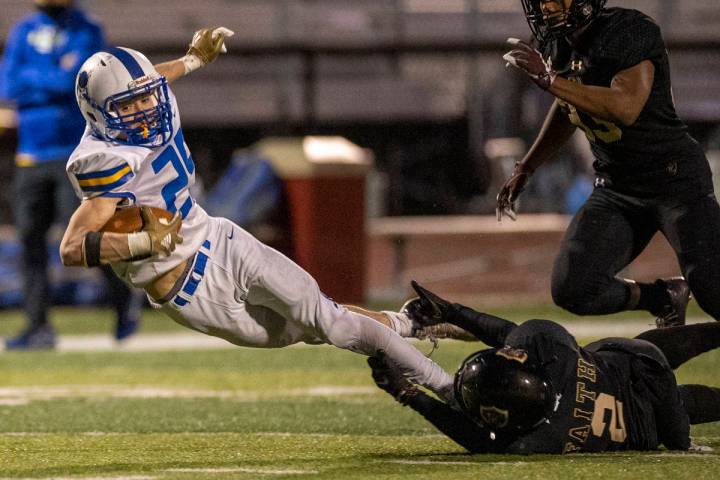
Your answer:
[573,408,594,422]
[563,442,583,454]
[576,382,597,404]
[564,358,600,452]
[577,357,597,382]
[568,425,591,443]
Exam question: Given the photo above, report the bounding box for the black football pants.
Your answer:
[551,186,720,319]
[635,323,720,426]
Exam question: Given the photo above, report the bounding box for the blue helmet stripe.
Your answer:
[107,47,145,79]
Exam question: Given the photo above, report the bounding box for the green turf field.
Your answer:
[1,307,719,479]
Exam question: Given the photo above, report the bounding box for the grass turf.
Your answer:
[0,309,719,479]
[0,300,713,337]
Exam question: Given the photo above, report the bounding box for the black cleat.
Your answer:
[655,277,691,328]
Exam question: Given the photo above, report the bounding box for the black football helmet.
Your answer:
[521,0,607,43]
[454,347,559,434]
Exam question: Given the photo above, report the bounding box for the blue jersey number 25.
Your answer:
[151,129,195,219]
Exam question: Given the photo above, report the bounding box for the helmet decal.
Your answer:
[479,405,510,429]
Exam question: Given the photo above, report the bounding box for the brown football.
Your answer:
[100,206,176,233]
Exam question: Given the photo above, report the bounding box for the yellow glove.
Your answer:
[182,27,234,74]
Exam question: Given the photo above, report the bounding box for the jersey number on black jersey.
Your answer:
[559,78,623,145]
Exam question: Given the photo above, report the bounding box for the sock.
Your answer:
[347,312,454,400]
[381,310,415,337]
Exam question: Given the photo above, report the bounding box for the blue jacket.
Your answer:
[0,8,104,163]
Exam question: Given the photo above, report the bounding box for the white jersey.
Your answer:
[66,92,210,287]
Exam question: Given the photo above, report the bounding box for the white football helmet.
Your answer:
[75,47,173,148]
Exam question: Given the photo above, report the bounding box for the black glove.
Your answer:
[401,280,455,327]
[367,350,418,405]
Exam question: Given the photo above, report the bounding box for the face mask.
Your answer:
[36,5,70,20]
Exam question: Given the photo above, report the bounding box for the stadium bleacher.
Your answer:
[2,0,718,126]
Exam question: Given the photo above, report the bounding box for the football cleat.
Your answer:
[402,280,453,327]
[655,277,691,328]
[5,324,56,350]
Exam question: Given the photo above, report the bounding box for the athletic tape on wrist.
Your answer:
[128,231,152,260]
[181,54,204,74]
[82,231,104,267]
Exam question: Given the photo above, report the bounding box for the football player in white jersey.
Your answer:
[59,28,456,401]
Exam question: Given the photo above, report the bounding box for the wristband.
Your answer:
[127,231,152,260]
[82,232,104,267]
[181,54,204,75]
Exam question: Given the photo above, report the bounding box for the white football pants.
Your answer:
[153,216,453,398]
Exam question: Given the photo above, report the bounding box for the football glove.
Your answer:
[402,280,455,327]
[140,206,183,257]
[503,37,557,90]
[496,161,532,222]
[183,26,235,74]
[367,350,419,405]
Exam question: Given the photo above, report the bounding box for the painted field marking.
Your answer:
[166,467,318,475]
[0,476,156,480]
[0,384,377,406]
[381,459,526,466]
[0,318,710,353]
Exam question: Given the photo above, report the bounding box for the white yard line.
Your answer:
[0,385,378,405]
[166,468,318,475]
[0,317,710,353]
[0,477,156,480]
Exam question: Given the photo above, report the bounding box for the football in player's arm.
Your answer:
[59,28,464,404]
[496,0,720,329]
[369,282,720,454]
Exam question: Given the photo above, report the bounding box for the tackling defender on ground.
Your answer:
[59,30,455,401]
[370,282,720,454]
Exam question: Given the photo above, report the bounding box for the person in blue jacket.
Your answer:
[0,0,142,349]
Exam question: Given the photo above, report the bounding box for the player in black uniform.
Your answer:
[496,0,720,327]
[368,282,720,454]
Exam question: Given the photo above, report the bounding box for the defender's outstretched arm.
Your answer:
[368,353,506,453]
[407,281,517,347]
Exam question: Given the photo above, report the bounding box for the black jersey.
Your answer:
[545,8,712,197]
[504,321,691,453]
[407,318,689,454]
[498,320,676,453]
